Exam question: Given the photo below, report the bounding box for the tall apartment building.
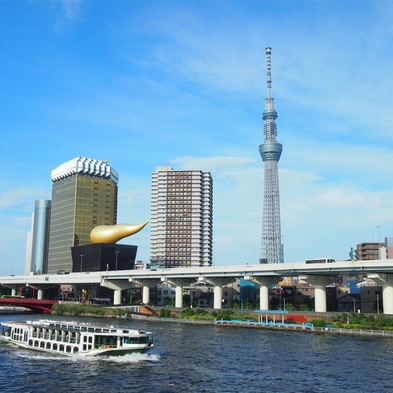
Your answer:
[150,166,213,268]
[355,242,386,260]
[25,200,51,274]
[47,157,118,274]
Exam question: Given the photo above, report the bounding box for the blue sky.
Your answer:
[1,0,393,275]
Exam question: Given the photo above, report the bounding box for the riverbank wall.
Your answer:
[128,313,393,339]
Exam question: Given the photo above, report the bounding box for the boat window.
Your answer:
[66,346,72,353]
[60,344,64,352]
[2,327,11,336]
[53,344,57,351]
[46,343,51,349]
[40,342,45,348]
[94,335,117,349]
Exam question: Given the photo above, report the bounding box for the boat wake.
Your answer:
[16,352,66,361]
[15,350,160,363]
[72,352,161,363]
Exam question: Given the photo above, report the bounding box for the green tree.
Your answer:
[285,303,295,311]
[284,296,295,310]
[192,297,199,307]
[301,297,313,311]
[232,298,240,309]
[183,294,191,307]
[269,296,280,310]
[163,297,173,307]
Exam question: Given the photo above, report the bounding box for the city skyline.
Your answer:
[1,1,393,275]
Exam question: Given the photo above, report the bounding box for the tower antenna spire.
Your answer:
[266,46,272,99]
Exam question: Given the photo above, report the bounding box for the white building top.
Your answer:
[51,157,119,184]
[155,166,173,172]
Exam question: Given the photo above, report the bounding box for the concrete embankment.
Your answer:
[0,306,30,314]
[128,314,393,338]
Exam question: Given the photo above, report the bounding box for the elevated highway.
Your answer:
[2,259,393,314]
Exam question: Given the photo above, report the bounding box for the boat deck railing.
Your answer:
[215,319,313,330]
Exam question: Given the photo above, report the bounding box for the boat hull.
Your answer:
[1,337,153,357]
[1,320,154,358]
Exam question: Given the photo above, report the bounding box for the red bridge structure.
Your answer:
[0,298,58,313]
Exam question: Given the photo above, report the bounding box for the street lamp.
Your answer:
[377,226,381,260]
[80,254,84,272]
[115,250,119,271]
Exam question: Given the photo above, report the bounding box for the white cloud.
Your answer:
[0,188,45,210]
[61,0,82,20]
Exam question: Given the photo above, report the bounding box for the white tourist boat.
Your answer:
[0,319,153,357]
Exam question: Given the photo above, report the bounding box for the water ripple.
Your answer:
[1,314,393,392]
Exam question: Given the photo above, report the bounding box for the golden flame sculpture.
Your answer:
[90,222,149,244]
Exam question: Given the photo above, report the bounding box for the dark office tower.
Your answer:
[150,166,213,268]
[47,158,118,273]
[259,47,283,264]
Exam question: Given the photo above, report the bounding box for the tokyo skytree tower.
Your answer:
[259,47,283,264]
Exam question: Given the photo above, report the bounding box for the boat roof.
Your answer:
[2,320,152,335]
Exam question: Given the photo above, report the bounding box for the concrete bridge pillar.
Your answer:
[244,276,281,310]
[142,286,150,305]
[37,289,43,300]
[383,285,393,315]
[113,289,121,305]
[368,274,393,315]
[213,286,223,309]
[304,275,337,313]
[129,279,161,305]
[26,284,50,300]
[198,277,235,309]
[101,279,133,305]
[161,279,195,308]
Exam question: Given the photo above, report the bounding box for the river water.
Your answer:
[1,313,393,393]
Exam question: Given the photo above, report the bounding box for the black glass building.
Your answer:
[71,243,137,272]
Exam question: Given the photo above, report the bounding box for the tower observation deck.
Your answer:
[259,47,283,264]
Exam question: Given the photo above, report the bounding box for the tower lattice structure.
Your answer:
[259,47,283,264]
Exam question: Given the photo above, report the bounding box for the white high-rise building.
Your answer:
[25,200,51,274]
[150,166,213,268]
